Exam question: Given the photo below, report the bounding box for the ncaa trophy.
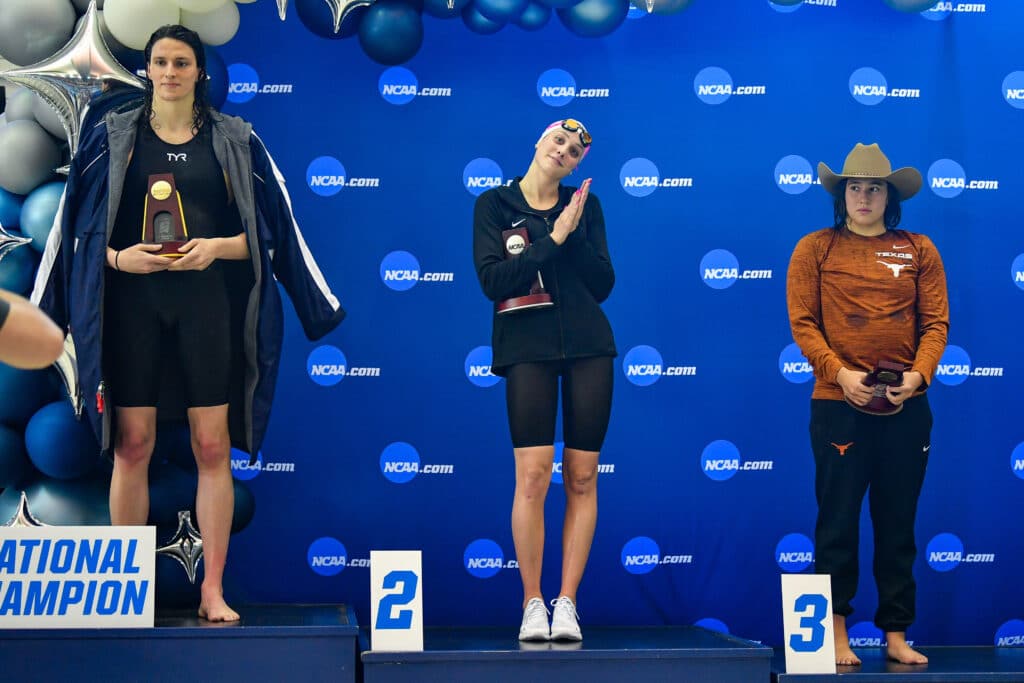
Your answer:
[847,360,906,416]
[143,173,188,257]
[497,226,554,314]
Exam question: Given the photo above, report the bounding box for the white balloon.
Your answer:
[31,92,69,140]
[0,120,61,195]
[104,0,180,51]
[0,0,76,66]
[175,0,229,11]
[181,2,241,46]
[4,90,36,122]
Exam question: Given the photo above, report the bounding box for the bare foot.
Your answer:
[833,615,862,666]
[198,586,240,622]
[886,632,927,665]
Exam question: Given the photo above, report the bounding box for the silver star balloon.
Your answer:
[157,510,204,585]
[54,333,83,416]
[0,223,33,264]
[3,492,46,527]
[325,0,376,32]
[0,1,144,157]
[278,0,289,20]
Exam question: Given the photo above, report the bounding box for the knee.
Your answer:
[191,433,230,470]
[517,464,552,499]
[563,463,598,497]
[114,429,155,468]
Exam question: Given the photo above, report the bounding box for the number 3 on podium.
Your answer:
[370,551,424,651]
[780,574,836,674]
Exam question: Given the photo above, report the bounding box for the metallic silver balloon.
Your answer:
[325,0,376,32]
[278,0,289,20]
[53,333,83,416]
[0,224,34,264]
[2,491,46,527]
[0,1,144,157]
[157,510,205,584]
[0,0,76,67]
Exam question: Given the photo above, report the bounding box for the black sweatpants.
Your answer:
[809,394,931,632]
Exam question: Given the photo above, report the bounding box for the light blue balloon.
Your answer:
[516,1,551,28]
[462,3,505,33]
[475,0,529,22]
[557,0,629,37]
[20,180,65,252]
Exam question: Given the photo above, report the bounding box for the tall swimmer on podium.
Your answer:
[33,25,344,622]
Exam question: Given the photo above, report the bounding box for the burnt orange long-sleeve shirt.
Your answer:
[786,227,949,400]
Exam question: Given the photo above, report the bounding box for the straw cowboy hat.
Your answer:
[818,143,922,200]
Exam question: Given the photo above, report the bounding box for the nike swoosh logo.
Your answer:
[893,244,909,249]
[923,445,930,452]
[512,219,526,227]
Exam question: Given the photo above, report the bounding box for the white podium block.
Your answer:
[781,573,836,674]
[370,550,423,652]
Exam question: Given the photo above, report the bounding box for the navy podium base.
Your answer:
[0,604,358,682]
[361,625,773,683]
[772,646,1024,682]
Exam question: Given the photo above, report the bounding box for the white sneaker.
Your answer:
[518,597,550,641]
[550,596,582,641]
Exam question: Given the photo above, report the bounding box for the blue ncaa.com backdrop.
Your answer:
[211,0,1022,647]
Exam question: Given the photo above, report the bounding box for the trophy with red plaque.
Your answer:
[496,226,554,314]
[142,173,188,257]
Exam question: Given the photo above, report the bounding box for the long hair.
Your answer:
[831,179,903,230]
[142,25,210,134]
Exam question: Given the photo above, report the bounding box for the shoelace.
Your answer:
[550,596,579,621]
[525,598,550,620]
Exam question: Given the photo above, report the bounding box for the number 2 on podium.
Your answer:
[375,570,419,630]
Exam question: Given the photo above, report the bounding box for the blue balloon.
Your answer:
[155,552,201,608]
[462,3,505,33]
[20,181,65,252]
[296,0,367,38]
[0,186,25,230]
[0,240,39,293]
[231,479,255,533]
[539,0,583,10]
[0,363,59,426]
[516,1,551,28]
[557,0,629,36]
[474,0,528,22]
[358,0,425,66]
[148,461,197,528]
[24,473,111,525]
[25,400,102,480]
[0,423,32,489]
[883,0,938,10]
[424,0,472,18]
[204,46,229,110]
[153,423,197,472]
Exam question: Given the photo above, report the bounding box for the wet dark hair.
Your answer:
[831,179,903,230]
[142,25,209,133]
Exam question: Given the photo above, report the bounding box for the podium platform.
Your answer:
[772,646,1024,682]
[361,625,773,683]
[0,604,358,683]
